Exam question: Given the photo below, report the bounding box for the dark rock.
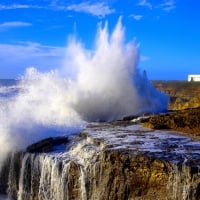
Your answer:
[0,156,10,194]
[122,115,139,121]
[26,136,69,153]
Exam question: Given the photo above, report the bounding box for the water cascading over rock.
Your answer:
[0,123,200,200]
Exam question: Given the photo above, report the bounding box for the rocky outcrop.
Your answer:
[0,122,200,200]
[26,136,70,153]
[152,81,200,110]
[85,151,177,200]
[142,107,200,137]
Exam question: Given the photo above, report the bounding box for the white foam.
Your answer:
[0,19,168,168]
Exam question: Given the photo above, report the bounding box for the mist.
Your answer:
[0,19,168,167]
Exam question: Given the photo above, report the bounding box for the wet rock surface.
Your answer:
[0,122,200,200]
[141,107,200,137]
[26,136,70,153]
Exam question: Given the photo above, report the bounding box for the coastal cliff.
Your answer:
[0,122,200,200]
[153,81,200,110]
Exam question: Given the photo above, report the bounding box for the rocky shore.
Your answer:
[141,107,200,137]
[0,81,200,200]
[142,81,200,137]
[0,121,200,200]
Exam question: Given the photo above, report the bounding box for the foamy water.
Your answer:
[0,19,168,168]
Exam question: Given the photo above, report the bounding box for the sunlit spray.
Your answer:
[0,18,168,168]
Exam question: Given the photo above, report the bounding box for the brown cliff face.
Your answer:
[142,107,200,137]
[152,81,200,110]
[86,151,173,200]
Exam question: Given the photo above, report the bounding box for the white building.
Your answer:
[188,75,200,82]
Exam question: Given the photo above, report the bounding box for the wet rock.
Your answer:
[26,136,69,153]
[142,107,200,136]
[1,123,200,200]
[86,151,172,200]
[1,152,24,199]
[0,156,10,194]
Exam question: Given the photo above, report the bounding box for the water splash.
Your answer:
[0,18,168,168]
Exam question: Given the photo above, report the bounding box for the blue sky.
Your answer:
[0,0,200,80]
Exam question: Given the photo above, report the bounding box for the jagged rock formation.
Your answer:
[152,81,200,110]
[142,107,200,137]
[0,122,200,200]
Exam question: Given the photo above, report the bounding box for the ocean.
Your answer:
[0,79,19,98]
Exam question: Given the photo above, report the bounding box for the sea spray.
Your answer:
[61,18,168,121]
[0,18,168,168]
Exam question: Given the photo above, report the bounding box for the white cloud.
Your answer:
[66,2,115,17]
[130,14,143,21]
[138,0,152,9]
[159,0,176,12]
[0,2,115,17]
[0,21,32,29]
[0,4,31,10]
[0,3,48,10]
[0,42,65,77]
